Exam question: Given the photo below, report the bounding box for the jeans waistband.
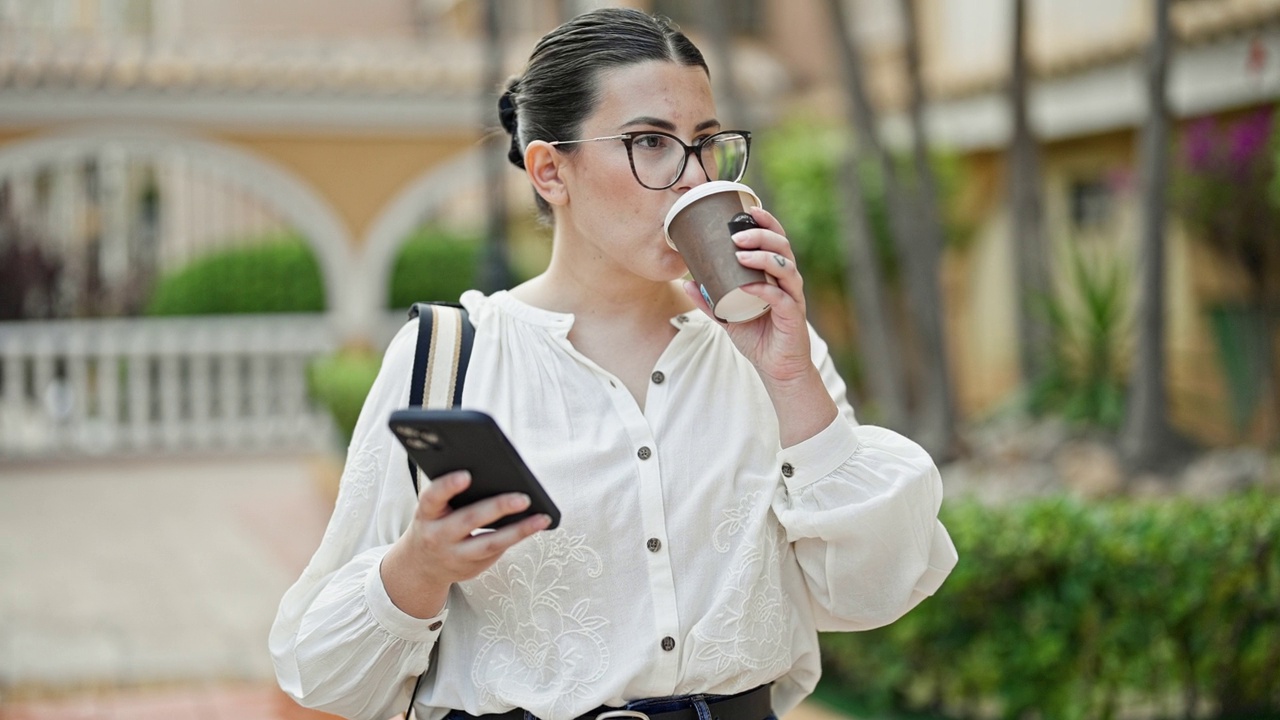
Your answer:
[446,683,773,720]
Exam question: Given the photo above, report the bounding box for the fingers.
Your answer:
[416,470,471,521]
[731,207,793,260]
[735,249,803,307]
[456,512,552,562]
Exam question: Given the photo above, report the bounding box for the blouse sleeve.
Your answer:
[770,326,959,632]
[269,321,447,720]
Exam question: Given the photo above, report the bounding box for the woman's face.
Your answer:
[555,60,719,284]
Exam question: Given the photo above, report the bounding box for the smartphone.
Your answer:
[388,408,561,530]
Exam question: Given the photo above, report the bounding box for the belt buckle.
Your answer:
[595,712,649,720]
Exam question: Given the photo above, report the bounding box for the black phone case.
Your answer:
[388,409,562,529]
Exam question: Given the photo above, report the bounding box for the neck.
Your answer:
[513,235,693,326]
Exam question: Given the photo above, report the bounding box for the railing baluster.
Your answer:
[189,325,214,451]
[128,326,151,452]
[98,327,121,453]
[66,327,90,452]
[0,315,337,458]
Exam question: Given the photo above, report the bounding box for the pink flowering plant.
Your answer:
[1174,105,1280,435]
[1176,106,1279,302]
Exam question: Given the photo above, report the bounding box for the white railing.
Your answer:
[0,314,339,458]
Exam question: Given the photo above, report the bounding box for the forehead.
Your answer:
[586,60,716,132]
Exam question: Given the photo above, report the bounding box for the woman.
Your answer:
[271,8,957,720]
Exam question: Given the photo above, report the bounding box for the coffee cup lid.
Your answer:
[663,181,762,250]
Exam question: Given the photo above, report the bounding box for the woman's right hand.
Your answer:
[380,470,552,619]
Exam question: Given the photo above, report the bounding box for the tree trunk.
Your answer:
[825,0,912,434]
[479,0,514,293]
[1008,0,1053,386]
[835,158,910,429]
[698,0,774,207]
[899,0,957,457]
[1120,0,1177,469]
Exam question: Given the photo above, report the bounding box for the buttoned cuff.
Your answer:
[777,415,861,493]
[365,558,449,643]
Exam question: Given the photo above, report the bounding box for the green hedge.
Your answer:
[146,233,325,315]
[819,492,1280,720]
[308,349,381,444]
[387,227,483,309]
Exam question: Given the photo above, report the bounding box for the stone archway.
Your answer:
[356,147,483,340]
[0,125,362,338]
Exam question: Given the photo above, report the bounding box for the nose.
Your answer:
[672,147,711,193]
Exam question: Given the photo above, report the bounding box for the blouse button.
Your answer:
[651,371,665,384]
[428,621,443,631]
[646,537,661,552]
[661,636,676,651]
[781,462,795,478]
[638,446,652,460]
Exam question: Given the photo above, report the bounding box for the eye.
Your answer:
[633,133,673,151]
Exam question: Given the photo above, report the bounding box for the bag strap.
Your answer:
[403,301,473,720]
[406,301,474,493]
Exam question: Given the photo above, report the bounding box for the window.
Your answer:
[1068,178,1113,231]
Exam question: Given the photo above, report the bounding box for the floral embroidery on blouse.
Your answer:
[466,531,609,715]
[334,444,381,522]
[689,492,792,676]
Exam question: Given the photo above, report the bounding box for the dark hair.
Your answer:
[498,8,708,219]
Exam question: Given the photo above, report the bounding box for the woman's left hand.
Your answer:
[682,205,814,387]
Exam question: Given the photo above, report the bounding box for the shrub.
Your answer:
[307,348,382,444]
[1028,243,1131,429]
[388,227,483,309]
[145,233,325,315]
[818,492,1280,720]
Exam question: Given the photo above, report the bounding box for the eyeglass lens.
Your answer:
[630,133,748,189]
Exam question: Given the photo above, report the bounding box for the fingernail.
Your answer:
[513,493,531,509]
[736,251,750,259]
[453,472,470,487]
[534,514,552,528]
[732,233,749,245]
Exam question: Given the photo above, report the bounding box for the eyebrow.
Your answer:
[619,116,721,133]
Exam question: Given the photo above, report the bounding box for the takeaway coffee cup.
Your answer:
[664,181,772,323]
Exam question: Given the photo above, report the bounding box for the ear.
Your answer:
[524,140,569,208]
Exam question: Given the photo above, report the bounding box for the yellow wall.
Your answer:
[215,131,479,246]
[948,126,1268,444]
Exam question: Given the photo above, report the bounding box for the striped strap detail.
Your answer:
[422,304,463,409]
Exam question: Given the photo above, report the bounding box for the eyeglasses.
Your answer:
[548,130,751,190]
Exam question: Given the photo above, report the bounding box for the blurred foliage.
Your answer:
[1027,243,1131,429]
[308,347,381,445]
[309,226,505,443]
[820,491,1280,720]
[758,120,976,296]
[145,232,325,315]
[1174,106,1280,441]
[387,226,485,309]
[1174,106,1279,302]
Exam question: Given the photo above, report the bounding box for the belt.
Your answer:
[451,683,772,720]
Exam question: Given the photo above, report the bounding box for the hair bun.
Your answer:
[498,90,518,135]
[498,79,525,169]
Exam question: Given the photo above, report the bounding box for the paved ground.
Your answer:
[0,453,854,720]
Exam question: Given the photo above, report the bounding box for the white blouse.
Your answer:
[271,290,958,720]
